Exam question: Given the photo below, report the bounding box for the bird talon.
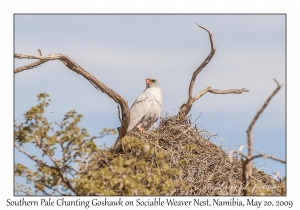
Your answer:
[137,127,145,135]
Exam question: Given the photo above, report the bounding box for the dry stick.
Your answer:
[172,126,193,141]
[193,87,249,102]
[243,78,283,195]
[14,53,130,139]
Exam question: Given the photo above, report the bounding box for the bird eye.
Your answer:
[151,79,156,82]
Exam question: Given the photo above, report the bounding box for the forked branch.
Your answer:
[178,23,249,118]
[227,79,284,196]
[14,52,130,139]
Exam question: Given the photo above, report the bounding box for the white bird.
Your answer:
[127,78,162,132]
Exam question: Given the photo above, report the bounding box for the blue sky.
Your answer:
[14,14,285,183]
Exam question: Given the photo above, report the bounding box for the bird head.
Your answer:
[146,78,160,88]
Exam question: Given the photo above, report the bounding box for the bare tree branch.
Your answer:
[188,24,216,102]
[227,79,283,196]
[227,148,285,196]
[42,145,77,194]
[178,24,216,118]
[228,151,245,163]
[178,24,248,118]
[193,86,249,102]
[230,144,286,164]
[243,79,283,195]
[249,154,285,164]
[228,149,285,165]
[14,52,130,139]
[247,78,283,158]
[15,59,48,73]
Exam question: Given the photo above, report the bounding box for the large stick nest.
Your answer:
[85,116,284,196]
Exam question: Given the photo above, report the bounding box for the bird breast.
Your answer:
[145,87,162,106]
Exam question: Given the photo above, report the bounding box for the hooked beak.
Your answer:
[146,79,152,85]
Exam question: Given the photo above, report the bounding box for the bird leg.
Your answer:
[137,126,145,134]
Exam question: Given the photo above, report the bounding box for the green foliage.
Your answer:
[75,137,182,195]
[14,93,183,196]
[15,93,283,196]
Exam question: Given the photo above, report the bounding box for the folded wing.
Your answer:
[127,92,153,131]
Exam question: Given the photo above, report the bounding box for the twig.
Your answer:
[38,49,42,56]
[172,126,192,141]
[43,147,78,195]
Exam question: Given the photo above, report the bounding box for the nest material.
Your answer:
[92,116,285,195]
